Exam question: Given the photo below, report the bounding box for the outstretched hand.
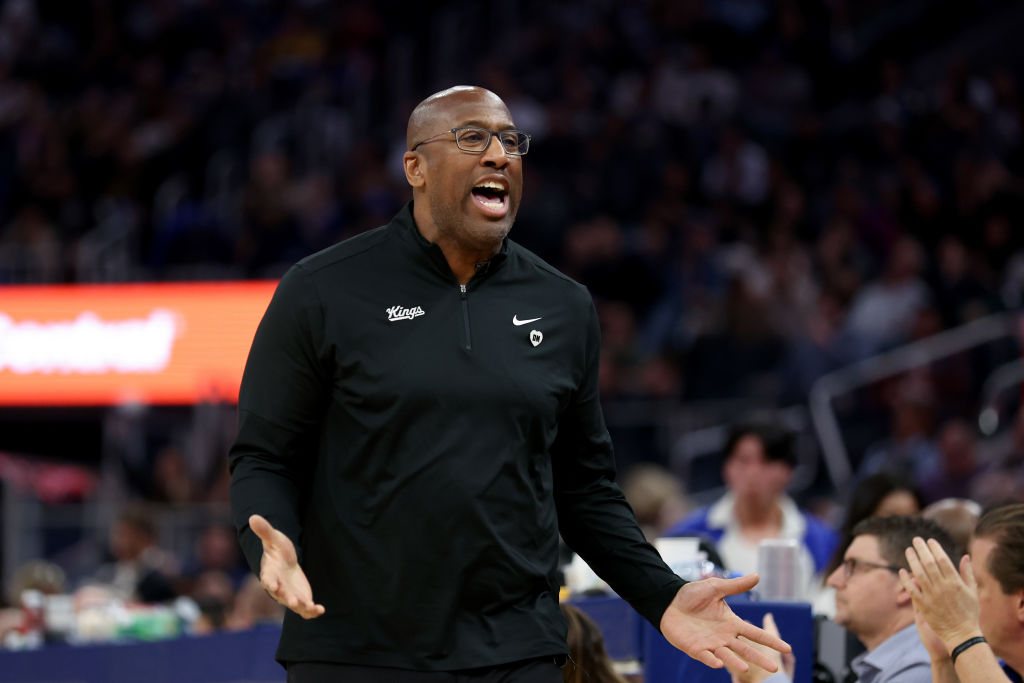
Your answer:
[660,574,792,672]
[249,513,325,619]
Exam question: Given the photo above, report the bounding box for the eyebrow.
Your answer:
[458,119,517,130]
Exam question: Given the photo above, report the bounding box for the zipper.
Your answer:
[459,284,472,351]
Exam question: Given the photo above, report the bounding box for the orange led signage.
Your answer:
[0,281,278,406]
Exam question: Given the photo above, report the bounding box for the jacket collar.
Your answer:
[393,201,509,283]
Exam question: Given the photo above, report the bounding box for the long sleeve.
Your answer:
[551,299,684,628]
[228,264,332,574]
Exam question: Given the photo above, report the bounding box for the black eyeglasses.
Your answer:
[841,557,902,579]
[411,126,531,156]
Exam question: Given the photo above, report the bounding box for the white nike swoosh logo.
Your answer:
[513,315,542,326]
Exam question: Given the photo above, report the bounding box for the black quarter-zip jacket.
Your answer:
[229,203,684,670]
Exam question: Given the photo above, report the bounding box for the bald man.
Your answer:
[230,86,789,682]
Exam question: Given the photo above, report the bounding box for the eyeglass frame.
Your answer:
[410,126,532,156]
[840,557,902,579]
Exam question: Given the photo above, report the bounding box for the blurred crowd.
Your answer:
[1,0,1023,403]
[1,504,282,647]
[1,0,1024,654]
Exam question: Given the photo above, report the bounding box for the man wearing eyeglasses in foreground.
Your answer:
[727,515,958,683]
[229,85,790,682]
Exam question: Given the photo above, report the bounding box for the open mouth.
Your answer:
[471,180,509,217]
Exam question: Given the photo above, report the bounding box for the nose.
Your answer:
[479,133,509,168]
[825,565,845,589]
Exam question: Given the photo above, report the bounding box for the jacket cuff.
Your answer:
[627,578,687,629]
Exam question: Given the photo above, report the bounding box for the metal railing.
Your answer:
[808,312,1022,491]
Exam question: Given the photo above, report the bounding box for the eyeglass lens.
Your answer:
[455,128,529,155]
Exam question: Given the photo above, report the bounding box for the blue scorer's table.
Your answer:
[0,598,814,682]
[567,594,815,683]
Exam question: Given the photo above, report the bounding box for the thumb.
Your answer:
[763,612,780,637]
[249,514,275,546]
[718,573,760,596]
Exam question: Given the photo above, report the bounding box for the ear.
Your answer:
[1015,589,1024,624]
[403,151,425,189]
[894,576,913,608]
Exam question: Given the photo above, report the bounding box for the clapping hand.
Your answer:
[726,613,796,683]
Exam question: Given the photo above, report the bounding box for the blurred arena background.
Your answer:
[1,0,1024,663]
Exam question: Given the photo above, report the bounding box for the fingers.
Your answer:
[906,537,968,594]
[716,644,753,673]
[904,540,930,588]
[290,599,326,620]
[925,538,958,578]
[695,648,725,670]
[738,618,791,653]
[276,589,325,619]
[259,574,326,619]
[898,568,920,599]
[729,638,780,673]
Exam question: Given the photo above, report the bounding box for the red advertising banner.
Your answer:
[0,281,277,406]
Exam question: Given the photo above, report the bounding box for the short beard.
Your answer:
[429,195,511,252]
[430,198,464,246]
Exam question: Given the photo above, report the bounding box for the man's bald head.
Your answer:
[406,86,509,150]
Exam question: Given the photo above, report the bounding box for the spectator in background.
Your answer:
[181,522,249,633]
[974,407,1024,506]
[857,375,941,488]
[149,443,194,504]
[732,516,960,683]
[189,570,235,635]
[560,603,628,683]
[89,505,179,603]
[930,235,998,328]
[817,472,924,617]
[779,286,873,404]
[846,236,931,349]
[223,574,284,631]
[922,497,982,552]
[181,521,248,591]
[918,419,986,503]
[0,559,67,642]
[665,421,838,601]
[620,463,692,541]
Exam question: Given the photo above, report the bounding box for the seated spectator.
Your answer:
[973,408,1024,506]
[619,462,691,540]
[846,236,931,349]
[224,574,284,631]
[664,421,838,601]
[180,521,249,592]
[89,505,179,603]
[0,559,67,642]
[731,515,959,683]
[560,603,627,683]
[918,418,986,504]
[903,502,1024,682]
[857,376,941,488]
[921,497,982,552]
[189,569,236,634]
[816,472,924,617]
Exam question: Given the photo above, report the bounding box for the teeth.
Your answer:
[474,181,506,192]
